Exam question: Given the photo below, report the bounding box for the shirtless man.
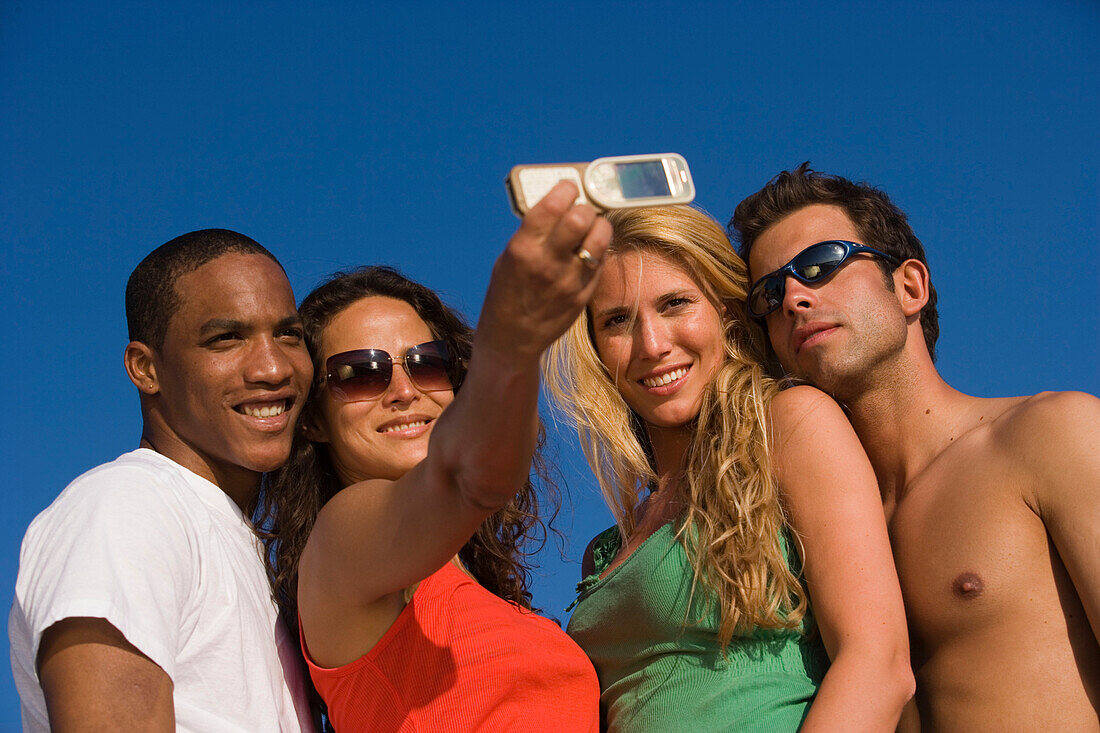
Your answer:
[730,164,1100,731]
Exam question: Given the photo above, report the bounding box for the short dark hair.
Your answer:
[125,229,281,350]
[730,163,939,361]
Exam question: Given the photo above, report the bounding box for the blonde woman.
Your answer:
[544,205,913,731]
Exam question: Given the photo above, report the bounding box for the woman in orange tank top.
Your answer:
[256,186,607,731]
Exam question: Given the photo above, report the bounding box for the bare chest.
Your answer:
[886,457,1067,657]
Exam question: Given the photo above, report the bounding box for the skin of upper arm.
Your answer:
[769,386,912,727]
[1020,391,1100,642]
[896,698,921,733]
[298,435,479,598]
[297,453,492,666]
[38,617,174,731]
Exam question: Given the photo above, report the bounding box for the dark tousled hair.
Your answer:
[730,163,939,361]
[125,229,281,350]
[255,266,558,624]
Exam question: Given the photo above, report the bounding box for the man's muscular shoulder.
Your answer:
[991,390,1098,439]
[984,390,1100,509]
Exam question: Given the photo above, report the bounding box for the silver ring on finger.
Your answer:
[575,247,600,270]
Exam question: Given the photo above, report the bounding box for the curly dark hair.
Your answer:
[254,266,558,626]
[730,162,939,361]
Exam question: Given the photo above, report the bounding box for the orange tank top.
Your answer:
[304,561,600,732]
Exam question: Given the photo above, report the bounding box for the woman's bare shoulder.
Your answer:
[768,384,849,438]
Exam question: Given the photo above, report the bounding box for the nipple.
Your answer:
[952,572,984,598]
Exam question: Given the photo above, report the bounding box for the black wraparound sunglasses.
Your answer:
[748,240,900,318]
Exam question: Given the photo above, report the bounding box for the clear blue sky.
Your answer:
[1,0,1096,725]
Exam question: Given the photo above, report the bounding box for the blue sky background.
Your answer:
[1,0,1097,725]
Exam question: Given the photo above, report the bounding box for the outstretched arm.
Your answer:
[770,386,914,732]
[299,182,611,658]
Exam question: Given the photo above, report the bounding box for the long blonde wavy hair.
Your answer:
[543,205,808,647]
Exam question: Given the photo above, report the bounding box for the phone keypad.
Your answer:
[518,167,587,210]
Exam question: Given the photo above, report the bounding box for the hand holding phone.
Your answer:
[505,153,695,217]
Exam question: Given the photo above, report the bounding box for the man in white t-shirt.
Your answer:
[10,229,317,731]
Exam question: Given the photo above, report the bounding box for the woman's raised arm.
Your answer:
[301,182,611,614]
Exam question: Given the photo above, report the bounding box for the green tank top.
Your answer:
[567,522,828,732]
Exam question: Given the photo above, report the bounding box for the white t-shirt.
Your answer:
[9,449,314,732]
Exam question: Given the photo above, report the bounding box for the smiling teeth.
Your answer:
[241,403,286,418]
[382,420,428,434]
[643,368,687,388]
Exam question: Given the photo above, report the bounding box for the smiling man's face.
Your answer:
[748,204,908,397]
[147,252,313,486]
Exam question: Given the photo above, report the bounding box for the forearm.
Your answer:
[426,201,607,509]
[800,646,914,732]
[429,342,541,511]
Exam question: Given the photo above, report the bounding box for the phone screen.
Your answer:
[616,161,671,199]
